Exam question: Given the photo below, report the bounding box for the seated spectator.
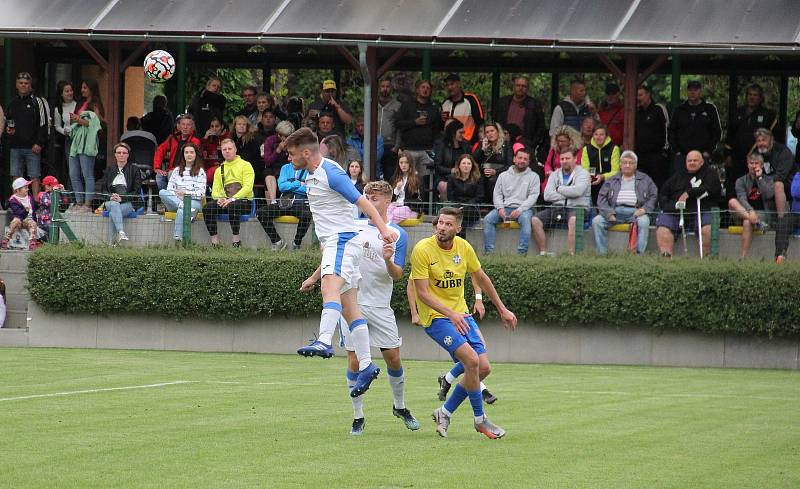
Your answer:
[189,77,226,136]
[141,94,174,145]
[346,114,384,166]
[153,114,201,191]
[1,177,40,250]
[200,116,230,186]
[101,143,144,245]
[237,86,259,125]
[320,134,359,167]
[230,116,264,192]
[655,150,721,258]
[315,112,337,140]
[203,139,254,247]
[473,121,512,203]
[434,120,469,200]
[262,120,295,203]
[387,152,422,223]
[728,152,774,258]
[532,148,590,256]
[347,159,366,194]
[592,151,658,255]
[447,154,484,238]
[483,147,540,255]
[543,125,582,194]
[753,128,794,262]
[37,175,65,243]
[158,143,207,241]
[258,108,277,139]
[581,124,620,206]
[256,159,312,251]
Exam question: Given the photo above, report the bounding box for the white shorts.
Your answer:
[320,232,363,293]
[342,305,402,351]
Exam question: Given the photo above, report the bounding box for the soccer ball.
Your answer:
[143,50,176,83]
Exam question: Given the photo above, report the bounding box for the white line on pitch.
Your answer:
[0,381,195,402]
[204,380,326,386]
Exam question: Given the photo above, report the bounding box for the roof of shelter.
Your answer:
[2,0,800,53]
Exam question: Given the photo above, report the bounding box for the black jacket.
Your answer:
[233,134,264,173]
[434,139,471,181]
[447,175,484,204]
[141,108,175,145]
[760,141,794,183]
[725,105,777,160]
[635,102,669,154]
[668,100,722,155]
[493,95,545,148]
[188,90,227,136]
[473,143,512,172]
[395,98,440,150]
[658,162,721,212]
[5,93,49,149]
[102,162,144,207]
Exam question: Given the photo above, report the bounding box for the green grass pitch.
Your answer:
[1,347,798,488]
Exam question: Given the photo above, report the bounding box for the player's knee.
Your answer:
[479,363,491,379]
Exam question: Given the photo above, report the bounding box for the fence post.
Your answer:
[574,207,584,254]
[50,189,60,244]
[182,193,192,245]
[711,207,720,257]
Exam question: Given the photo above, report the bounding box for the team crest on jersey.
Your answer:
[452,255,461,264]
[443,336,453,346]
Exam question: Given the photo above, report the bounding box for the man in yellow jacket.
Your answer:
[204,138,254,247]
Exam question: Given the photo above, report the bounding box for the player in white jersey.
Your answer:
[287,128,395,398]
[301,181,420,435]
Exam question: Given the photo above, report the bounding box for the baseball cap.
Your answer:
[16,72,32,81]
[322,79,337,90]
[443,73,461,82]
[687,80,702,89]
[12,177,31,191]
[42,176,61,187]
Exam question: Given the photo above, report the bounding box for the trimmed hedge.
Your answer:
[28,245,800,337]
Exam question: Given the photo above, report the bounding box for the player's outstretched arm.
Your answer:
[406,279,421,325]
[299,266,322,292]
[473,268,517,330]
[413,278,470,334]
[355,195,395,244]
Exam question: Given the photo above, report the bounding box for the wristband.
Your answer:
[475,294,483,301]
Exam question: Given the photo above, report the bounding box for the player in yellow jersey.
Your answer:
[409,207,517,439]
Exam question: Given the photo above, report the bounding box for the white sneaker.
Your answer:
[117,231,129,242]
[432,407,451,438]
[271,239,287,251]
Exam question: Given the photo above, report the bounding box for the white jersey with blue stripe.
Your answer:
[305,158,361,241]
[355,219,408,308]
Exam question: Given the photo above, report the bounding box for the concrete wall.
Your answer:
[4,303,795,370]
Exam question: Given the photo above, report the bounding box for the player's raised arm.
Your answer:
[356,195,396,244]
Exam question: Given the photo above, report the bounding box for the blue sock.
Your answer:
[443,383,469,414]
[449,362,465,378]
[468,389,484,418]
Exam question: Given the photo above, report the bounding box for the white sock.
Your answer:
[318,302,342,345]
[349,318,372,370]
[347,370,364,419]
[445,372,457,384]
[387,367,405,410]
[480,381,487,392]
[441,406,452,417]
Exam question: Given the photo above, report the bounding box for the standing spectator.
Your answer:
[378,76,402,180]
[203,139,255,247]
[434,120,470,200]
[153,114,201,191]
[598,83,624,147]
[52,81,78,186]
[753,128,794,262]
[447,154,484,237]
[482,147,540,255]
[315,112,337,140]
[307,80,353,137]
[727,153,774,259]
[68,79,105,211]
[668,80,722,174]
[347,114,384,167]
[532,148,591,256]
[494,75,546,151]
[473,122,512,203]
[592,151,658,255]
[395,79,439,178]
[441,73,484,145]
[141,95,175,145]
[543,125,582,195]
[159,143,206,241]
[550,79,597,136]
[1,177,41,250]
[387,152,422,223]
[188,77,226,136]
[581,124,620,206]
[635,85,670,189]
[5,72,49,199]
[200,116,230,186]
[237,86,259,125]
[725,84,777,198]
[230,116,263,189]
[320,134,359,167]
[262,120,294,202]
[655,151,721,258]
[100,142,143,245]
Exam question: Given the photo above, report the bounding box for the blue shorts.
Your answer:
[10,148,42,178]
[426,316,486,361]
[656,211,711,234]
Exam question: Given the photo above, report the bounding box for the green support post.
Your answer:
[175,43,187,115]
[50,189,77,243]
[550,72,560,114]
[181,193,192,245]
[422,49,431,81]
[711,207,720,258]
[670,54,681,112]
[574,207,584,254]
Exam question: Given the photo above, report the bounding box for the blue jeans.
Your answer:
[68,153,95,204]
[483,207,533,254]
[159,189,202,238]
[105,200,134,239]
[156,174,169,191]
[10,148,42,179]
[592,206,650,254]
